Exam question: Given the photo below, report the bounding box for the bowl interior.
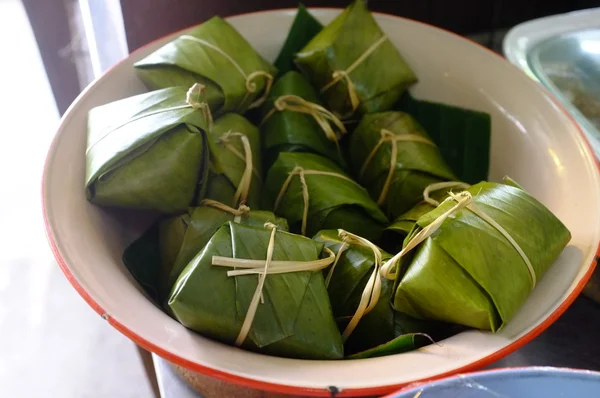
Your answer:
[43,8,600,394]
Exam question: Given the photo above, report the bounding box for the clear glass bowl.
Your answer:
[528,29,600,157]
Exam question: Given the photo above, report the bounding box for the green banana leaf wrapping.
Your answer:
[313,230,447,358]
[203,113,263,209]
[86,87,209,213]
[294,0,417,118]
[383,188,461,252]
[166,205,288,295]
[348,111,457,219]
[122,214,189,303]
[134,16,277,114]
[123,205,288,306]
[265,152,388,241]
[260,71,346,167]
[273,4,323,74]
[397,92,492,184]
[168,222,344,359]
[392,181,571,332]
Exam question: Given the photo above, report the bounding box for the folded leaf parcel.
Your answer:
[211,223,335,346]
[180,35,274,109]
[261,94,347,148]
[359,128,436,206]
[274,166,366,236]
[380,190,536,290]
[320,35,388,115]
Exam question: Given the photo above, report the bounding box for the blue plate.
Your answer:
[389,367,600,397]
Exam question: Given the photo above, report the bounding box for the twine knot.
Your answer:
[180,35,273,110]
[320,35,388,117]
[211,224,335,346]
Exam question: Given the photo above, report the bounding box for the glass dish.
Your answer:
[528,29,600,157]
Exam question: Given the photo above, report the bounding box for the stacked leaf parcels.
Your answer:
[86,1,571,360]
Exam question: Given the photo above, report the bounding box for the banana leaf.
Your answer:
[313,230,451,358]
[397,92,492,184]
[294,0,417,118]
[348,111,457,219]
[122,214,189,304]
[265,152,388,241]
[382,186,467,252]
[86,87,209,213]
[392,180,571,331]
[260,71,346,168]
[168,222,344,359]
[134,16,277,114]
[273,4,323,74]
[166,204,288,295]
[203,113,263,209]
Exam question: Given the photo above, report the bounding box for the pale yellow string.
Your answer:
[86,83,210,155]
[335,230,384,341]
[359,129,436,205]
[423,181,471,206]
[199,199,250,223]
[380,191,536,291]
[325,242,348,288]
[217,131,254,206]
[273,166,364,236]
[320,35,388,114]
[261,95,347,147]
[180,35,273,109]
[211,223,335,346]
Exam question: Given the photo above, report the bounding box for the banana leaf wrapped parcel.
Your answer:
[168,222,344,359]
[386,180,571,332]
[123,201,288,305]
[134,16,277,114]
[85,86,210,213]
[166,201,288,295]
[348,111,457,219]
[260,71,347,167]
[295,0,417,118]
[203,113,263,209]
[313,230,449,358]
[265,152,388,241]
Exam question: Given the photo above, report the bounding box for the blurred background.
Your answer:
[2,0,599,397]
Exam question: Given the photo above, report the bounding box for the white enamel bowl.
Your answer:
[42,8,600,397]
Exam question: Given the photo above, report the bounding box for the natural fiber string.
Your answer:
[261,95,347,147]
[423,181,471,206]
[334,230,384,341]
[359,129,436,205]
[380,191,536,291]
[217,131,254,206]
[320,35,388,115]
[180,35,273,109]
[200,199,250,223]
[325,242,348,288]
[186,83,213,130]
[86,83,212,155]
[211,222,335,346]
[274,166,364,236]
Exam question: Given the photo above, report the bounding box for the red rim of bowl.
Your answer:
[41,7,600,397]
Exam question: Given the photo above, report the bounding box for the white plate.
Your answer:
[42,8,600,397]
